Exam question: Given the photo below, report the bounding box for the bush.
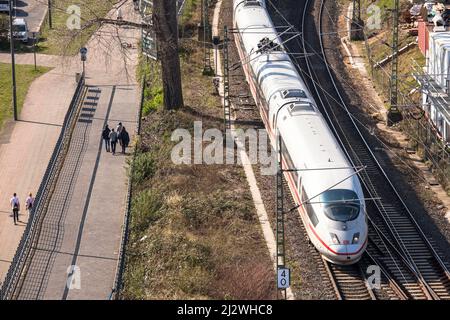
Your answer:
[131,189,163,234]
[132,152,155,184]
[0,15,8,33]
[143,86,163,115]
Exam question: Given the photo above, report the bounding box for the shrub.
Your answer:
[132,152,155,184]
[131,189,163,234]
[143,86,163,115]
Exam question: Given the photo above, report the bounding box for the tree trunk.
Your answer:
[153,0,184,110]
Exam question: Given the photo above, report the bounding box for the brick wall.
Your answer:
[418,18,430,55]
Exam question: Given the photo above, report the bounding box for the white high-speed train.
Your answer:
[233,0,368,264]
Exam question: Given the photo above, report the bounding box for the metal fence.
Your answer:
[0,75,86,300]
[109,75,145,300]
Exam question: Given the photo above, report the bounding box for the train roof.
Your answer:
[256,59,308,100]
[279,111,357,193]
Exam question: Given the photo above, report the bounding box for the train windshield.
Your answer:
[321,189,360,222]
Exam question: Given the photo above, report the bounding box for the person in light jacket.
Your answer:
[26,193,34,216]
[10,193,20,225]
[120,126,130,154]
[109,128,118,155]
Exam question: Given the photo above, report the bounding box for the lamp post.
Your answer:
[9,0,18,121]
[32,32,38,71]
[80,47,87,77]
[48,0,53,29]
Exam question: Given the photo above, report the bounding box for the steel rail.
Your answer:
[297,0,377,300]
[298,0,450,299]
[316,0,449,299]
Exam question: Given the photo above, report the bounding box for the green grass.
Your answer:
[36,0,115,55]
[121,1,274,299]
[122,111,275,299]
[179,0,199,27]
[0,63,51,129]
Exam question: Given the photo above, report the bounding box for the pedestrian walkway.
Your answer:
[0,56,78,281]
[16,0,48,33]
[5,1,140,299]
[0,53,62,68]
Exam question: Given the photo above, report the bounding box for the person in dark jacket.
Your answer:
[116,122,123,147]
[121,127,130,154]
[102,125,111,152]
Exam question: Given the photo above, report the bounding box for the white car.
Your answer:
[10,18,29,43]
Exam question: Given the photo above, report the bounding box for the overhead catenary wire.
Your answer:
[274,0,446,182]
[259,0,431,185]
[266,0,412,285]
[298,0,450,295]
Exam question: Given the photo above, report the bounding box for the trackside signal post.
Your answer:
[276,133,288,300]
[203,0,213,75]
[350,0,364,40]
[223,26,231,131]
[387,0,403,126]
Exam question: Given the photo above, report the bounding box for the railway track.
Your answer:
[270,0,450,299]
[323,259,375,300]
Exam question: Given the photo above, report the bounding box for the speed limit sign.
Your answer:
[277,268,290,289]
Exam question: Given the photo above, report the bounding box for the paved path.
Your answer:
[0,1,139,299]
[16,0,48,33]
[0,53,61,68]
[10,1,140,300]
[0,49,78,282]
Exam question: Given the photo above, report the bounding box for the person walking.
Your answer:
[10,193,20,225]
[26,193,34,216]
[102,125,111,152]
[109,128,118,155]
[116,122,123,147]
[121,126,130,154]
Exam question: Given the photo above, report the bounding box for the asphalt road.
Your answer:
[13,0,48,33]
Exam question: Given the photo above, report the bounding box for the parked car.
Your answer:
[9,18,28,42]
[0,0,10,14]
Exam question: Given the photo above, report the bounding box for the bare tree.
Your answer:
[153,0,184,110]
[36,0,184,110]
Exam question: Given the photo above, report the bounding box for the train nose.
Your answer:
[329,244,350,255]
[326,244,365,264]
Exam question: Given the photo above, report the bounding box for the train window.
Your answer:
[282,89,307,99]
[244,1,262,7]
[307,203,319,227]
[288,103,314,114]
[302,189,319,227]
[321,189,360,222]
